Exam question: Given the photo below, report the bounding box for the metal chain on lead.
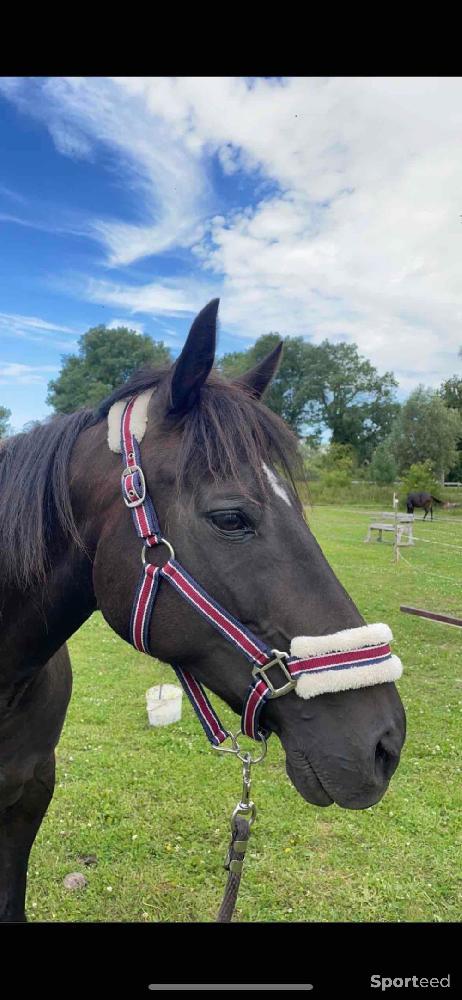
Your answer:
[229,753,256,834]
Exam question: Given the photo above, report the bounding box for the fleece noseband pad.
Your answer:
[290,623,403,700]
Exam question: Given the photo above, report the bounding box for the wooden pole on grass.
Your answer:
[400,606,462,628]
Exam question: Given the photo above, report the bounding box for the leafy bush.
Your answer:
[301,441,357,485]
[369,441,397,484]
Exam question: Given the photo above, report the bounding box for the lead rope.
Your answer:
[216,815,251,923]
[215,734,266,922]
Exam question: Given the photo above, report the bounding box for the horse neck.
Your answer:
[0,543,96,699]
[0,420,114,697]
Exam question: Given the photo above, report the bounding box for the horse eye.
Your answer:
[209,511,249,533]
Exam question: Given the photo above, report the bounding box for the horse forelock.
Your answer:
[99,366,303,500]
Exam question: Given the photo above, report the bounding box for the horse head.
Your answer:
[78,300,405,810]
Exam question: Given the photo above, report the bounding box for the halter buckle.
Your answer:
[251,649,296,699]
[121,464,146,508]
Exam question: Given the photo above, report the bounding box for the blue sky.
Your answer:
[1,76,461,432]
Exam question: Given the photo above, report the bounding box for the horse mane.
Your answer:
[0,409,94,590]
[0,366,303,589]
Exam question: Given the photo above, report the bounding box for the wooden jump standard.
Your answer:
[400,605,462,628]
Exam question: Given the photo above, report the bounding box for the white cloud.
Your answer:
[0,312,79,351]
[47,123,93,160]
[0,77,210,267]
[84,276,218,318]
[107,317,144,335]
[0,210,90,239]
[0,183,26,203]
[0,312,76,334]
[0,362,58,384]
[2,76,462,391]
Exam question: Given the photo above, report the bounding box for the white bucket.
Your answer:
[146,684,183,728]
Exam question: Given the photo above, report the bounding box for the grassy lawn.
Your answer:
[27,507,462,922]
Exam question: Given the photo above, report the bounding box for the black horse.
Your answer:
[406,491,442,520]
[0,300,406,921]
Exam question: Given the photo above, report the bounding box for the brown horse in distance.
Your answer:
[406,491,444,520]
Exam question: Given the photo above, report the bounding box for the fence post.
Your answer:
[393,492,400,563]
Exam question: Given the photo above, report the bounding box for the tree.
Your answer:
[298,440,323,479]
[369,441,398,484]
[308,341,399,463]
[318,442,356,488]
[389,386,462,483]
[0,405,11,439]
[219,334,398,460]
[47,325,172,414]
[439,375,462,481]
[220,334,321,434]
[299,440,356,487]
[440,375,462,412]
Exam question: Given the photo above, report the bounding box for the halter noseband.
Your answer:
[118,395,402,746]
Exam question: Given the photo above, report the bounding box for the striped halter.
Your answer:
[119,396,401,746]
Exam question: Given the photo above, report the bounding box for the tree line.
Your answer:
[2,323,462,486]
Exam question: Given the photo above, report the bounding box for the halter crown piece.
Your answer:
[110,394,403,746]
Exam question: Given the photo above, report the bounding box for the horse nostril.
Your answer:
[374,734,399,782]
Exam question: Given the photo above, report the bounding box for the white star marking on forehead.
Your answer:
[262,461,291,506]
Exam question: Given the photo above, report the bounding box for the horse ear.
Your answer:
[169,299,219,414]
[233,341,283,399]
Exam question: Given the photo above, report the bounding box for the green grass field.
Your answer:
[27,507,462,922]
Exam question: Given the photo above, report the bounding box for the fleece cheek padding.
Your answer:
[290,623,403,700]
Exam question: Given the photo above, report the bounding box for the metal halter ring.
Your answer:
[141,537,175,566]
[212,731,267,762]
[235,730,268,764]
[212,732,241,755]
